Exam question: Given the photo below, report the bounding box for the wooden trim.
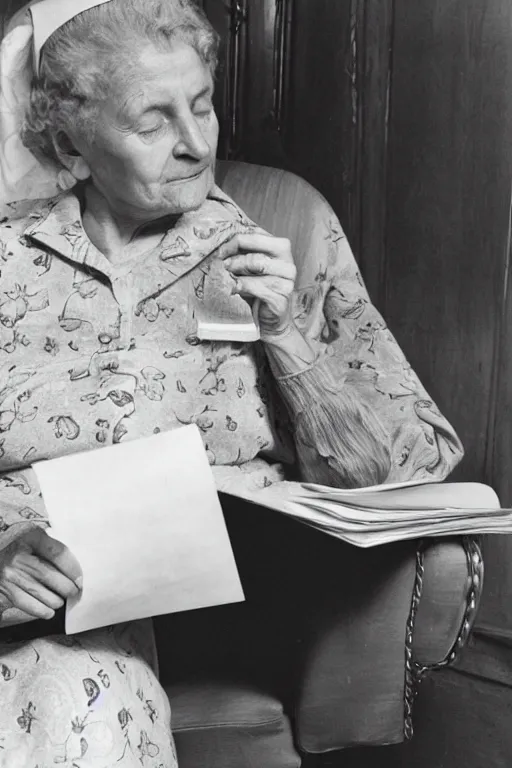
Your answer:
[355,0,395,304]
[272,0,293,135]
[484,183,512,492]
[226,0,248,159]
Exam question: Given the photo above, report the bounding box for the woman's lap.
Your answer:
[0,619,177,767]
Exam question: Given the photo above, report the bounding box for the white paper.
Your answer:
[221,478,512,548]
[302,480,501,510]
[34,424,244,634]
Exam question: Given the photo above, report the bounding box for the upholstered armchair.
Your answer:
[2,161,480,767]
[152,161,484,768]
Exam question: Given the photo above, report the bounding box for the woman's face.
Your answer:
[68,40,219,222]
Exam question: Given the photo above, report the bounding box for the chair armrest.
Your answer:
[220,499,421,752]
[293,536,481,754]
[412,537,483,668]
[293,539,418,753]
[156,501,478,755]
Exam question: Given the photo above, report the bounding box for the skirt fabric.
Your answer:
[0,620,178,767]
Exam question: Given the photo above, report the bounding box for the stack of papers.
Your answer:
[221,477,512,548]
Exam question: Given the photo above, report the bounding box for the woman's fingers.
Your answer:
[224,252,296,279]
[221,234,293,263]
[19,553,80,600]
[236,234,293,261]
[26,527,82,587]
[219,233,297,332]
[0,582,56,620]
[233,275,292,316]
[6,567,65,610]
[0,529,81,619]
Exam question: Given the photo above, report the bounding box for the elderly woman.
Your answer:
[0,0,462,764]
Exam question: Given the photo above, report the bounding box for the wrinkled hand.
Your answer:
[0,528,82,620]
[222,233,297,337]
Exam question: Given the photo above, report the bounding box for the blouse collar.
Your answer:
[21,184,257,303]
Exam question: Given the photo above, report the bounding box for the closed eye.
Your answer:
[139,121,168,140]
[192,95,213,118]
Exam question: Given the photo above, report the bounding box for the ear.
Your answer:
[52,131,91,182]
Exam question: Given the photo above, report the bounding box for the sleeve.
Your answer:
[266,214,464,489]
[0,466,50,627]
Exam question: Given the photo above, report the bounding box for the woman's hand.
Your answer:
[222,233,297,338]
[0,528,82,620]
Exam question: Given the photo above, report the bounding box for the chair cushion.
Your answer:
[167,681,301,768]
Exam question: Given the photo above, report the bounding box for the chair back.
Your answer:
[216,160,335,284]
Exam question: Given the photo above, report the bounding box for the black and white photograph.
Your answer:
[0,1,510,766]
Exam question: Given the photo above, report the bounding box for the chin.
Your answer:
[161,167,215,214]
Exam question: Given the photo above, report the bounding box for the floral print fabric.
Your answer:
[0,183,463,766]
[0,621,176,767]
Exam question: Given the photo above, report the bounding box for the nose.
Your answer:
[173,112,210,162]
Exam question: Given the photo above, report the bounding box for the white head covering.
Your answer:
[0,0,112,205]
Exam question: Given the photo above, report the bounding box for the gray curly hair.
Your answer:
[22,0,219,164]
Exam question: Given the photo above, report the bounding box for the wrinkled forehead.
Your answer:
[105,42,214,120]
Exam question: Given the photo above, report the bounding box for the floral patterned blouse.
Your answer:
[0,182,463,766]
[0,183,463,552]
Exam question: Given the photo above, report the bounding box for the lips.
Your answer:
[169,168,207,183]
